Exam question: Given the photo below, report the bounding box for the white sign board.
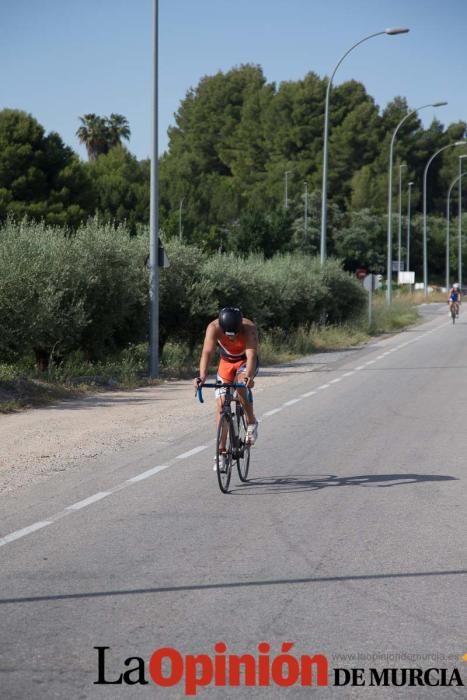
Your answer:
[398,271,415,284]
[363,274,380,292]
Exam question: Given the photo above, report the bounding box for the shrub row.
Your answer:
[0,220,366,365]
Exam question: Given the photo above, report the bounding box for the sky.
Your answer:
[2,0,467,161]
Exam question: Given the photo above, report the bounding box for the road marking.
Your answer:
[176,445,208,460]
[263,407,283,416]
[126,465,170,483]
[66,492,111,510]
[1,321,446,549]
[0,521,53,547]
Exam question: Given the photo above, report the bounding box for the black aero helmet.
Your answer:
[219,306,242,335]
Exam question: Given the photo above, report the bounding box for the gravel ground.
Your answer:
[0,350,365,495]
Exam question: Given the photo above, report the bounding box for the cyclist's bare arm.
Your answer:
[242,321,258,388]
[195,322,217,386]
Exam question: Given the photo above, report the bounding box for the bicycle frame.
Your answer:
[196,381,253,492]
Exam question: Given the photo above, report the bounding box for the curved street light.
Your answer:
[149,0,159,377]
[284,170,291,209]
[422,140,465,298]
[446,171,467,289]
[179,196,185,241]
[320,27,409,264]
[386,101,447,304]
[458,155,467,287]
[406,181,414,272]
[397,163,407,276]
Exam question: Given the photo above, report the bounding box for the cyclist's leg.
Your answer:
[215,359,236,451]
[236,359,258,425]
[236,359,259,444]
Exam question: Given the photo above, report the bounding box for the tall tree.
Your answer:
[107,113,131,148]
[76,113,130,160]
[76,114,108,160]
[0,109,95,226]
[86,146,149,233]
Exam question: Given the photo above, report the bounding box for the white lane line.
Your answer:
[0,521,53,547]
[176,445,208,460]
[2,324,442,549]
[126,465,170,483]
[263,407,283,416]
[66,492,111,511]
[283,398,302,406]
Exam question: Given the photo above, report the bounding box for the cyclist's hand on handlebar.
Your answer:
[242,375,255,389]
[193,376,205,391]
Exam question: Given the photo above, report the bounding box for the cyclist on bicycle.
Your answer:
[448,283,461,317]
[194,307,259,452]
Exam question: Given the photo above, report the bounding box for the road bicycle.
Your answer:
[196,381,252,493]
[450,301,459,324]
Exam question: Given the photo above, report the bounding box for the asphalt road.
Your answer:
[1,304,466,699]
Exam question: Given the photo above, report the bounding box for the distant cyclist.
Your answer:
[193,307,259,457]
[448,283,461,317]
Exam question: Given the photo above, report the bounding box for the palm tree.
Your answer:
[107,113,131,148]
[76,114,108,160]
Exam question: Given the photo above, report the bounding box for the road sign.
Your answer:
[398,271,415,284]
[363,274,380,292]
[144,239,170,269]
[158,240,170,268]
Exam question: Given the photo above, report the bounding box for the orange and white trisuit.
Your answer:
[215,333,258,398]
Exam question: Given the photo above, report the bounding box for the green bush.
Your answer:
[0,217,148,364]
[0,222,366,366]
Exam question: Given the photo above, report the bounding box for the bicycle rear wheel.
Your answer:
[236,406,251,482]
[216,413,233,493]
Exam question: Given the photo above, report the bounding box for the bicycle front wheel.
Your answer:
[236,407,251,482]
[216,413,233,493]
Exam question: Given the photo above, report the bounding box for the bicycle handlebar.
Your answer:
[195,381,252,404]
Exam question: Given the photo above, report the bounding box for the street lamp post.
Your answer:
[446,171,467,289]
[284,171,291,209]
[406,181,413,272]
[458,155,467,287]
[178,197,185,241]
[387,102,448,305]
[422,140,464,299]
[149,0,159,377]
[398,163,407,277]
[320,27,409,265]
